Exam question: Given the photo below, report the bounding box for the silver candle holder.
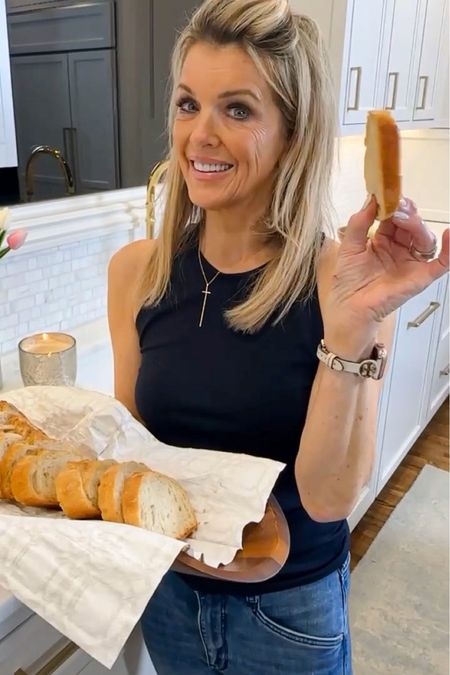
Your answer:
[18,332,77,386]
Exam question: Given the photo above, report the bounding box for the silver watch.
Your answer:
[316,339,388,380]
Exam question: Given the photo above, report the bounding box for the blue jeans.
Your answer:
[141,553,352,674]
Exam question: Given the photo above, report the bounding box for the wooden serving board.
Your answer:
[172,495,290,583]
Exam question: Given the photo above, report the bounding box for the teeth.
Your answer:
[193,161,232,173]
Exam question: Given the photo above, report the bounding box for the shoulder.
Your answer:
[108,239,157,316]
[108,239,157,283]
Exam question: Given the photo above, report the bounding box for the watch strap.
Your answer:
[317,339,387,380]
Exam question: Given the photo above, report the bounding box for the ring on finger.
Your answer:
[409,231,438,261]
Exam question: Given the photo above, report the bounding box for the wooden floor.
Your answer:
[350,397,449,571]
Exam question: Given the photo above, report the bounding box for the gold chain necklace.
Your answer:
[197,245,221,328]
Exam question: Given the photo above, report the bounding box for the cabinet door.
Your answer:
[428,276,449,419]
[0,0,17,167]
[378,0,425,122]
[376,281,442,491]
[343,0,389,125]
[413,0,448,120]
[68,49,119,195]
[10,53,72,201]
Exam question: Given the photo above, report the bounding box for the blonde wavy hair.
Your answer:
[139,0,337,333]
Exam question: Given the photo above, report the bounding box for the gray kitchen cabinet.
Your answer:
[10,49,118,201]
[11,52,72,199]
[67,50,118,194]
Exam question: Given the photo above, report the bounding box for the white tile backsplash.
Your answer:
[0,232,128,355]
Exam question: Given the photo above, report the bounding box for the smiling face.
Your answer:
[173,42,287,217]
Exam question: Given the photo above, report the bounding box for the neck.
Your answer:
[199,208,278,274]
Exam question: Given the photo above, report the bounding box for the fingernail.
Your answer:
[393,211,410,221]
[399,198,408,209]
[362,194,373,210]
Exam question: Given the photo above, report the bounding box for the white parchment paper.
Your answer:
[0,386,285,668]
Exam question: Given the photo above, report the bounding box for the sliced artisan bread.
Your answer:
[364,110,401,221]
[1,441,42,499]
[1,439,94,500]
[122,471,197,540]
[10,450,95,508]
[98,461,150,523]
[56,459,117,518]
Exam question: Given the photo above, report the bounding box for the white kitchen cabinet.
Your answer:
[413,0,448,122]
[342,0,387,126]
[289,0,448,133]
[375,277,443,492]
[0,0,18,167]
[0,607,157,675]
[376,0,425,122]
[426,276,449,420]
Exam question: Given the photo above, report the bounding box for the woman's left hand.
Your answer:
[324,195,449,357]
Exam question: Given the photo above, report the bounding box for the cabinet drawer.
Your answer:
[0,611,80,674]
[8,1,115,55]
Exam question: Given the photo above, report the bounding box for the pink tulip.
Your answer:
[6,229,27,250]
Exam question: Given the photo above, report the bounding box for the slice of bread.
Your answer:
[364,110,401,221]
[122,471,197,540]
[1,439,95,500]
[1,441,42,499]
[56,459,117,519]
[98,461,150,523]
[10,451,93,507]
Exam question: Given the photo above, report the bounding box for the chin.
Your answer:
[187,188,236,212]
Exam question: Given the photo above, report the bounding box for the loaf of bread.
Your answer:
[98,461,150,523]
[0,402,198,541]
[364,110,401,221]
[122,471,198,540]
[55,459,117,518]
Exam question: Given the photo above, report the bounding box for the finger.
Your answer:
[342,195,377,252]
[418,229,450,283]
[390,205,436,253]
[376,197,418,245]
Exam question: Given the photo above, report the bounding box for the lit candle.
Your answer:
[18,332,77,386]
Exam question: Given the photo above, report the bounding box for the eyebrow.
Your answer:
[177,83,261,102]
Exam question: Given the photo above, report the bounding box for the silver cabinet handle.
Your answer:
[386,72,399,110]
[440,364,450,377]
[407,301,440,328]
[347,66,362,111]
[14,641,79,675]
[416,75,429,110]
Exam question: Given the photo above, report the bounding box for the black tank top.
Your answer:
[135,239,350,595]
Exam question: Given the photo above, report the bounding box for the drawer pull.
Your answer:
[440,364,450,377]
[407,301,440,328]
[386,71,399,110]
[15,640,79,675]
[347,66,362,111]
[416,75,429,110]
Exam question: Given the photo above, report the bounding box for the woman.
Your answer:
[108,0,449,673]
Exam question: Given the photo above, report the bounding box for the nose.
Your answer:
[189,110,220,148]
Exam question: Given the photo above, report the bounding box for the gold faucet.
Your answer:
[146,160,169,239]
[25,145,75,201]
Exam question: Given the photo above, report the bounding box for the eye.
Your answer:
[227,103,252,120]
[176,97,198,114]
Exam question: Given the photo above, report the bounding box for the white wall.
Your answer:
[332,129,450,227]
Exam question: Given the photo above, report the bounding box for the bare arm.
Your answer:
[107,239,156,421]
[295,239,396,522]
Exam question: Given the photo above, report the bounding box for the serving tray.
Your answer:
[172,495,290,583]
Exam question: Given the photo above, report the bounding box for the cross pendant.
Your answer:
[199,286,211,327]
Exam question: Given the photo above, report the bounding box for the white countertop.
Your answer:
[0,317,114,640]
